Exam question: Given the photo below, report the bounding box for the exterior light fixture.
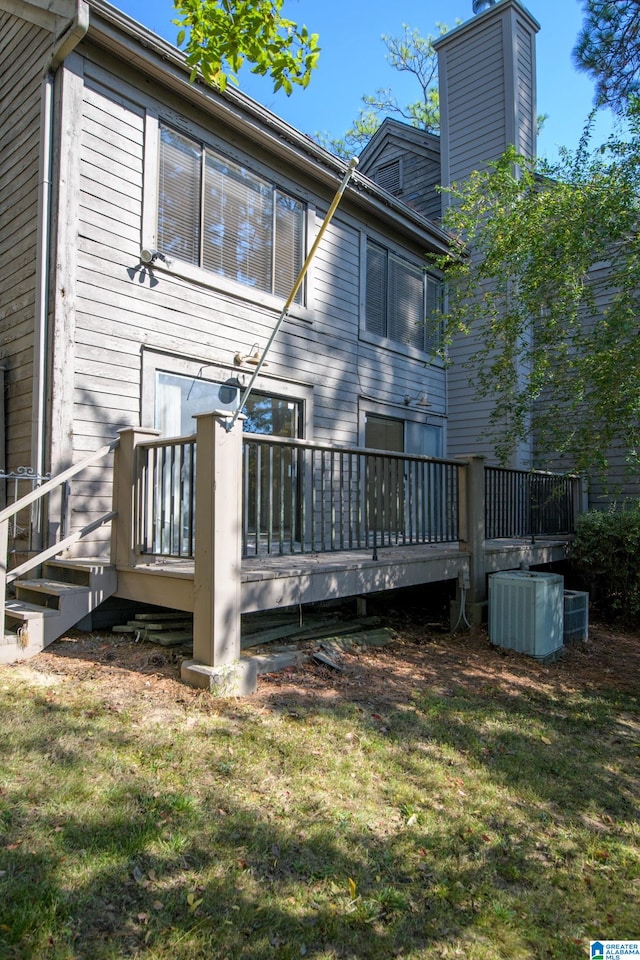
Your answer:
[234,343,267,367]
[140,248,173,266]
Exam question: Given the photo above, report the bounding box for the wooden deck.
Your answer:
[113,536,571,615]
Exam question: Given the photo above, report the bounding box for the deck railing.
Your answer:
[484,466,579,539]
[0,468,52,557]
[241,436,460,557]
[136,434,461,559]
[133,432,583,561]
[0,441,118,634]
[134,436,196,559]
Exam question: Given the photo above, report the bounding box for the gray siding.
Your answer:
[588,452,639,510]
[444,18,506,184]
[57,53,445,552]
[359,129,442,221]
[515,18,536,158]
[436,3,538,469]
[537,260,640,509]
[0,13,50,469]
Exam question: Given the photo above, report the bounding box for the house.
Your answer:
[361,0,637,506]
[360,0,540,473]
[0,0,580,689]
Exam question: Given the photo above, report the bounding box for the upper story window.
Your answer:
[365,239,443,355]
[158,124,305,303]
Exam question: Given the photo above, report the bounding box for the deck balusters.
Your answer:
[485,466,577,539]
[130,433,579,561]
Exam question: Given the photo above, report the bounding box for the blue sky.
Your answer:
[114,0,619,162]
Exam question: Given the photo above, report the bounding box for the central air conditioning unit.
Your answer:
[563,589,589,643]
[488,570,564,661]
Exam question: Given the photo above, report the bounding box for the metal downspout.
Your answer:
[31,2,89,493]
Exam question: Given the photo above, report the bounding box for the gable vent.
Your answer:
[375,159,403,195]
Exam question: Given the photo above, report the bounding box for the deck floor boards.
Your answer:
[98,536,571,615]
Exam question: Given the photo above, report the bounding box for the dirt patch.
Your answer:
[4,616,639,716]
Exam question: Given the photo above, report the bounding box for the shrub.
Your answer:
[568,504,640,625]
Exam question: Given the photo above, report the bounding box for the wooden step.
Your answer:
[133,612,191,623]
[4,599,58,620]
[15,579,91,597]
[5,566,117,658]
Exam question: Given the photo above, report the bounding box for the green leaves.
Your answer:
[172,0,320,94]
[573,0,640,112]
[315,22,450,159]
[570,504,640,623]
[435,126,640,481]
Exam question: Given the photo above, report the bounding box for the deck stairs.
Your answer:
[0,559,117,665]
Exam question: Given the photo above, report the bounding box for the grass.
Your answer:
[0,636,639,959]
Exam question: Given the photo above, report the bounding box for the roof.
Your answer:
[358,117,441,176]
[82,0,454,256]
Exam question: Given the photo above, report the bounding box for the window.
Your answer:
[155,371,302,439]
[158,125,305,302]
[365,239,443,354]
[364,413,443,458]
[364,413,404,453]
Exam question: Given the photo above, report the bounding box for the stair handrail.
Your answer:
[0,438,119,526]
[6,511,117,585]
[1,437,119,596]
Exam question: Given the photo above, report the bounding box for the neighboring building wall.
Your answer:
[0,12,50,470]
[589,453,640,510]
[540,258,639,510]
[435,1,539,469]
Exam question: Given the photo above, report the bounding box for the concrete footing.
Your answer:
[181,658,258,695]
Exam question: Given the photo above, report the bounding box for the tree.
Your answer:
[573,0,640,112]
[435,123,640,476]
[317,24,448,158]
[173,0,320,94]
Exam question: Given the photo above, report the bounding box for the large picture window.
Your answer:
[155,371,301,439]
[365,239,443,354]
[158,125,305,302]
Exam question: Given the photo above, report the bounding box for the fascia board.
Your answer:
[85,0,452,257]
[0,0,77,30]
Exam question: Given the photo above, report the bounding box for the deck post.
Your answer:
[112,426,161,568]
[182,412,257,695]
[452,455,487,628]
[573,475,589,530]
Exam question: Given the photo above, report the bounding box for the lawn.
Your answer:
[1,618,638,959]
